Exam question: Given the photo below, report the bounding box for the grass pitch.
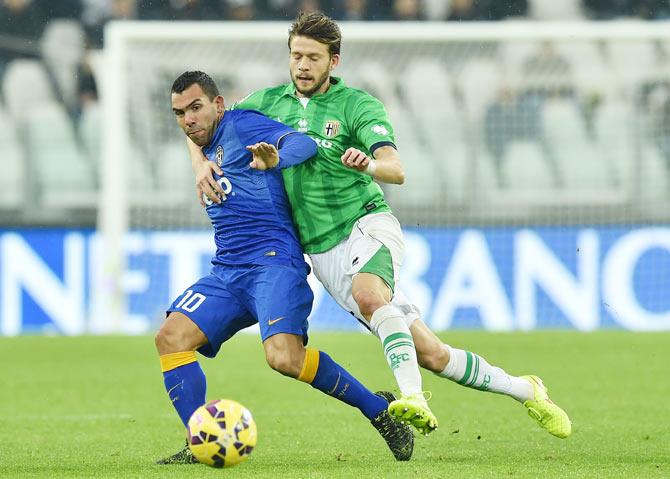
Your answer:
[1,331,668,478]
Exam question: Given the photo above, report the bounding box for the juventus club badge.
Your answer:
[216,145,224,167]
[324,120,340,138]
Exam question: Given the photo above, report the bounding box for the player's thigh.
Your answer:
[309,240,357,316]
[351,272,392,300]
[309,212,406,324]
[351,212,405,291]
[310,246,385,325]
[167,274,254,358]
[242,265,313,343]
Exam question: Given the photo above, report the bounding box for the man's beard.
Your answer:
[292,71,329,97]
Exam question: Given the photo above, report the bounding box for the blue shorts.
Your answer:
[166,264,313,358]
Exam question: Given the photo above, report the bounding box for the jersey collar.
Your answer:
[282,76,345,100]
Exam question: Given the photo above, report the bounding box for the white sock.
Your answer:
[439,345,533,403]
[370,304,422,397]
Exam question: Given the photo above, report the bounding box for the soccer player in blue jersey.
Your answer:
[155,71,413,464]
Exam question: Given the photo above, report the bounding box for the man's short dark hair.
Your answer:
[288,11,341,57]
[171,71,219,100]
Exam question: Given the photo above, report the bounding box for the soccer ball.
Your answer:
[187,399,257,468]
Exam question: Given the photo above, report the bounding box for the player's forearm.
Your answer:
[277,132,317,168]
[186,136,207,171]
[371,146,405,185]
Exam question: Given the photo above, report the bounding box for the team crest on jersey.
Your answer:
[323,120,340,138]
[216,145,224,167]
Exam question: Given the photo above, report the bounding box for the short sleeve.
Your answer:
[350,94,396,154]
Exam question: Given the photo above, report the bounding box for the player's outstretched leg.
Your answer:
[264,334,414,461]
[410,319,571,438]
[155,312,208,465]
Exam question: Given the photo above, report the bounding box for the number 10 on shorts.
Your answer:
[175,289,207,312]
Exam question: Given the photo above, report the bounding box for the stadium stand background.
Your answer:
[1,0,670,228]
[2,1,670,336]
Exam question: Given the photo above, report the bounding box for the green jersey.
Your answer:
[231,77,394,254]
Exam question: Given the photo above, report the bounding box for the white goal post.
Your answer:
[96,20,670,332]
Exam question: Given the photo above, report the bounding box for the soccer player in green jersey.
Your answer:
[187,12,571,439]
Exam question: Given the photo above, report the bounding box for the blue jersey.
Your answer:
[201,109,312,267]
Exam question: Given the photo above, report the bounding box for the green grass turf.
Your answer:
[0,331,668,478]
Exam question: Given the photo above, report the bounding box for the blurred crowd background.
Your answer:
[4,0,670,54]
[2,0,670,228]
[2,0,670,115]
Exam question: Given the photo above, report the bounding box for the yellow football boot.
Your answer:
[522,375,572,439]
[388,392,438,436]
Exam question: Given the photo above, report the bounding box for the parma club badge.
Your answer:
[324,120,340,138]
[216,145,224,167]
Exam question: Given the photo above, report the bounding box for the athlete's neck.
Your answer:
[205,111,224,147]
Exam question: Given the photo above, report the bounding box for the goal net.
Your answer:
[96,21,670,333]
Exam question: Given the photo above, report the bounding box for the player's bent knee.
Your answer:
[155,327,188,355]
[265,349,302,378]
[352,289,386,318]
[155,313,202,355]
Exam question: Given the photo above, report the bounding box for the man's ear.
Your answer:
[330,53,340,71]
[215,95,225,114]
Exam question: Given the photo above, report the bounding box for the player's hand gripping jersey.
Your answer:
[201,109,316,267]
[231,77,394,253]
